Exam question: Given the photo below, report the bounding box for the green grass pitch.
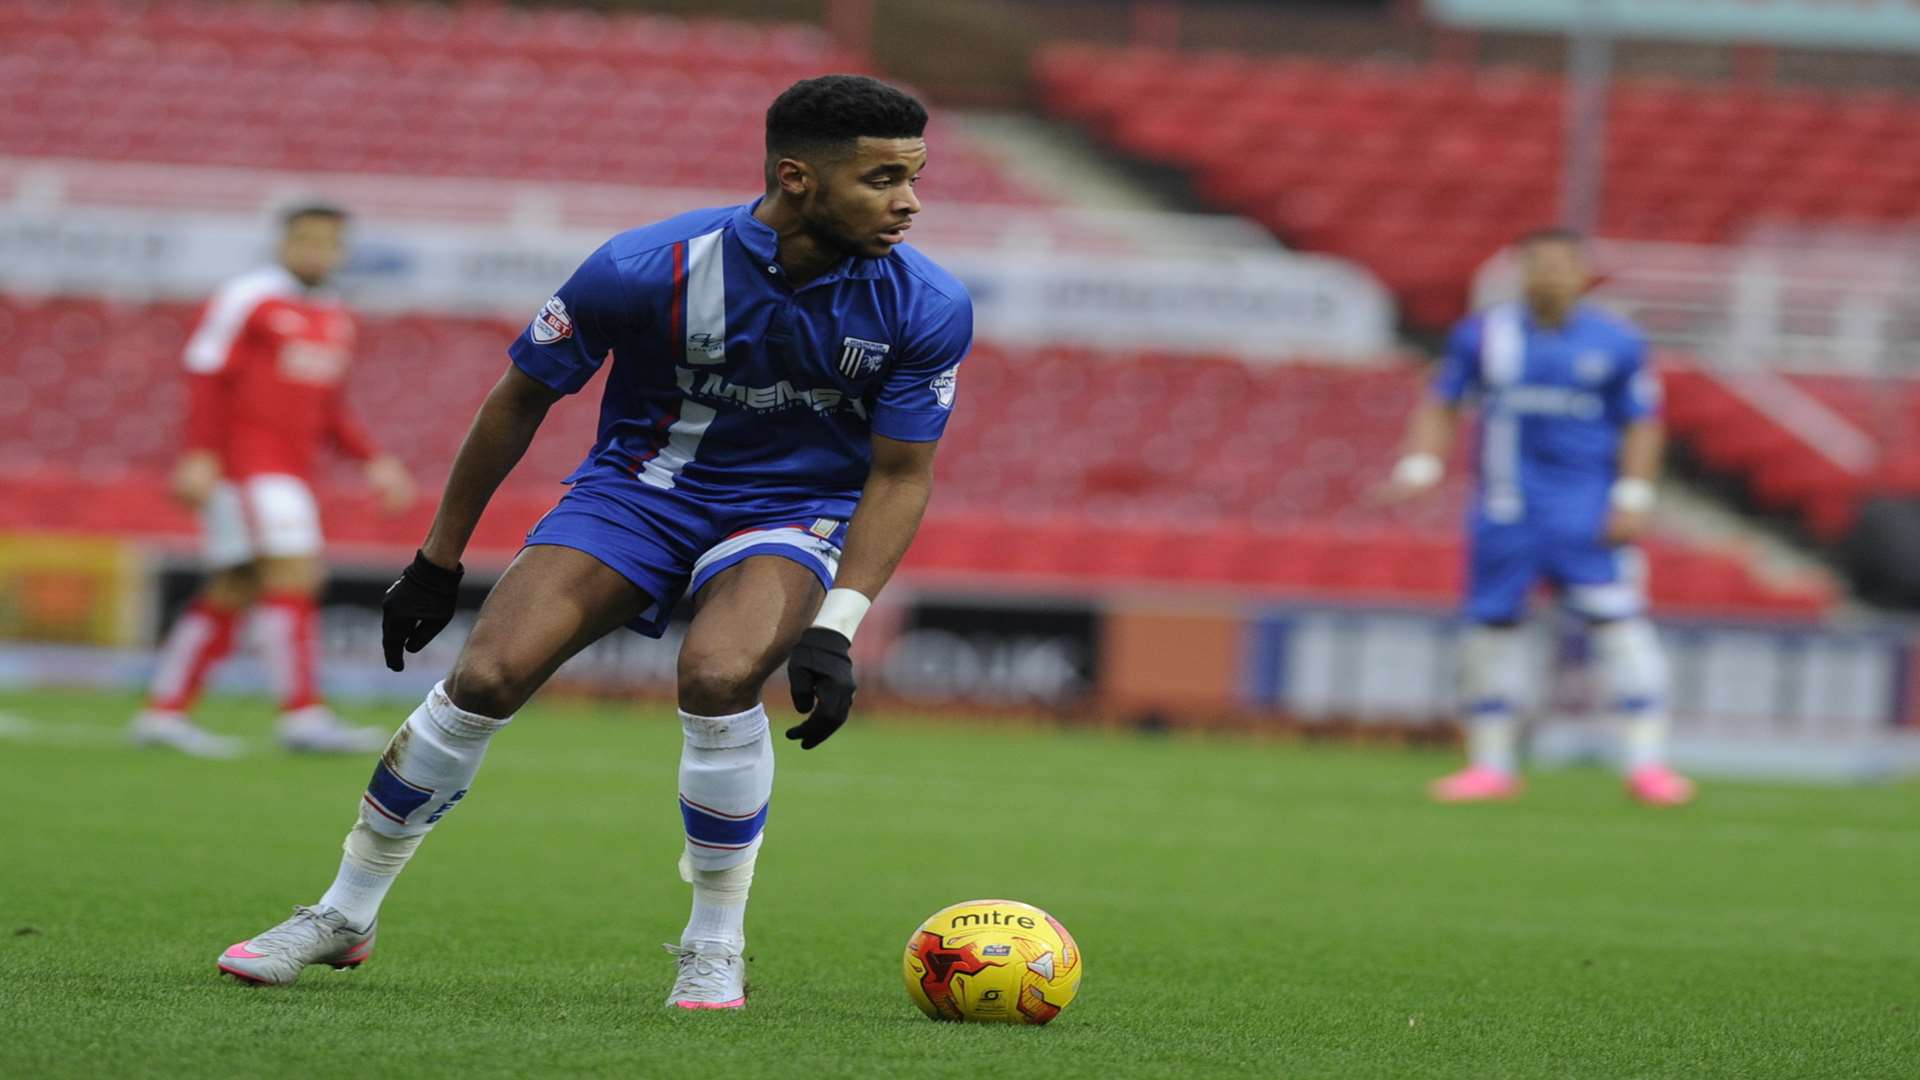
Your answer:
[1,688,1915,1079]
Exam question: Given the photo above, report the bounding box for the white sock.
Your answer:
[318,822,420,931]
[1466,715,1519,775]
[316,682,511,929]
[1621,715,1668,772]
[1461,624,1525,775]
[1591,618,1671,773]
[679,846,756,951]
[677,705,772,951]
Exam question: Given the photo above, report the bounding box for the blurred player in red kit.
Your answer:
[130,204,416,757]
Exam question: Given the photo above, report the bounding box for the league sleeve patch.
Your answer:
[932,366,958,409]
[530,295,573,345]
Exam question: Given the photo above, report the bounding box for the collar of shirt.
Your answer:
[731,199,885,288]
[1518,302,1591,336]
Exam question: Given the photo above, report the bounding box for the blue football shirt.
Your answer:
[508,199,973,517]
[1434,301,1659,529]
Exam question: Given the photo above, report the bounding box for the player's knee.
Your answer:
[677,647,767,716]
[444,653,532,719]
[258,556,324,596]
[202,568,259,609]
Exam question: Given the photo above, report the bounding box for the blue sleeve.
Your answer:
[1607,331,1661,423]
[870,291,973,443]
[1432,316,1481,403]
[506,243,637,395]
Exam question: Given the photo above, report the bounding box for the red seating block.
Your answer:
[0,293,1832,615]
[0,2,1039,204]
[1034,44,1920,328]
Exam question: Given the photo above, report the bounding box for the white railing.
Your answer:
[1473,233,1920,376]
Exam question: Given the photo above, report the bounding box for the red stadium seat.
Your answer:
[0,3,1037,204]
[1032,43,1920,328]
[0,292,1834,616]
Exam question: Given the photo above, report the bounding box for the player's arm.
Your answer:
[173,286,261,508]
[785,291,971,749]
[382,242,631,671]
[826,433,936,601]
[380,366,563,670]
[327,395,415,515]
[1375,318,1478,503]
[419,367,563,569]
[173,371,228,508]
[783,433,938,750]
[1605,339,1664,545]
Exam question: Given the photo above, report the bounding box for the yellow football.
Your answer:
[902,899,1082,1024]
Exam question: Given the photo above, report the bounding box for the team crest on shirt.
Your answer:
[1574,350,1613,384]
[932,365,958,408]
[838,336,891,378]
[530,295,572,345]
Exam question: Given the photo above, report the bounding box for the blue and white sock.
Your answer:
[677,705,772,949]
[318,682,511,929]
[1592,617,1671,771]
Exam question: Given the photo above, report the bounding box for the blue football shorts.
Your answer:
[1465,519,1647,625]
[523,468,852,637]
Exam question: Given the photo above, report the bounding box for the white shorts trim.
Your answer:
[691,526,841,585]
[1565,546,1648,621]
[201,473,323,567]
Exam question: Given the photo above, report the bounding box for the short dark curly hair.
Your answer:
[281,201,347,229]
[765,74,927,168]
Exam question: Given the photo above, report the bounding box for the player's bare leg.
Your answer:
[131,564,258,758]
[666,556,824,1010]
[220,545,649,985]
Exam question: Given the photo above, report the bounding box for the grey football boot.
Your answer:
[664,942,747,1009]
[218,905,374,985]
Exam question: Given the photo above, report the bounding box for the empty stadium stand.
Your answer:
[1663,365,1920,541]
[1033,45,1920,327]
[0,296,1832,616]
[0,1,1036,204]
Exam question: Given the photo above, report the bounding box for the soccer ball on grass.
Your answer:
[902,899,1081,1024]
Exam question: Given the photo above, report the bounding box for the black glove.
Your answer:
[382,551,463,672]
[785,627,855,749]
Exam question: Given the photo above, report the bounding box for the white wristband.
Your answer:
[1611,477,1657,513]
[811,587,872,642]
[1392,452,1443,489]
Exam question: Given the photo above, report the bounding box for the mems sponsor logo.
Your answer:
[1491,384,1604,420]
[676,367,869,417]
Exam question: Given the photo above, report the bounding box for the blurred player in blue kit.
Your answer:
[217,75,973,1007]
[1379,229,1695,806]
